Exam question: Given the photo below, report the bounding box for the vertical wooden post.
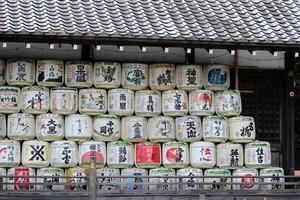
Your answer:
[234,50,239,90]
[81,44,92,60]
[89,160,97,200]
[185,48,195,64]
[283,51,295,176]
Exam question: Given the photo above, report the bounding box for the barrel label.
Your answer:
[22,90,48,111]
[190,92,214,112]
[109,92,133,112]
[95,63,120,85]
[0,91,19,107]
[80,92,106,112]
[14,168,30,190]
[136,94,160,113]
[241,174,255,189]
[37,62,63,83]
[51,92,77,111]
[208,68,227,84]
[0,144,16,163]
[8,61,34,83]
[136,144,160,164]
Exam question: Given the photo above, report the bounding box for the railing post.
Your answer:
[89,160,97,200]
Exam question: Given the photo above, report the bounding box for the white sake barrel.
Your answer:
[135,90,161,117]
[0,86,21,113]
[65,114,92,141]
[79,141,106,168]
[162,141,189,168]
[65,167,88,191]
[189,90,215,116]
[245,141,271,168]
[93,115,120,142]
[36,167,64,190]
[177,167,203,190]
[217,143,244,169]
[135,142,161,169]
[204,168,231,190]
[215,90,242,117]
[108,88,134,116]
[0,114,6,139]
[22,140,49,168]
[0,139,20,167]
[176,116,202,142]
[50,141,78,168]
[107,141,134,168]
[203,65,230,91]
[6,59,35,86]
[94,61,121,89]
[36,114,64,141]
[190,141,216,169]
[121,116,147,142]
[65,61,93,88]
[121,168,148,192]
[50,87,78,115]
[7,166,35,190]
[149,64,175,91]
[162,90,188,116]
[21,86,49,114]
[232,167,258,190]
[148,116,175,142]
[229,116,256,143]
[79,88,107,115]
[0,168,6,190]
[7,113,35,140]
[97,167,120,190]
[260,167,284,190]
[149,168,176,191]
[36,60,64,87]
[122,63,148,90]
[203,115,229,143]
[176,64,203,91]
[0,59,5,86]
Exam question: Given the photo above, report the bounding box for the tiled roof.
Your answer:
[0,0,300,44]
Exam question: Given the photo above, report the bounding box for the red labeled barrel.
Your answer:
[135,142,161,168]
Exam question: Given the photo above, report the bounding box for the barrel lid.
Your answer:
[51,87,77,91]
[109,140,132,146]
[245,140,270,147]
[150,63,175,68]
[150,167,175,174]
[204,115,227,120]
[0,86,20,92]
[7,59,35,64]
[94,114,118,119]
[108,88,134,94]
[66,60,92,65]
[22,85,48,91]
[164,141,188,146]
[135,90,161,95]
[205,168,231,175]
[37,59,63,64]
[260,167,284,174]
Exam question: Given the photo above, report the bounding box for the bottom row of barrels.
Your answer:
[0,166,284,191]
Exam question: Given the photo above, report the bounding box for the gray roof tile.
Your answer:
[0,0,300,44]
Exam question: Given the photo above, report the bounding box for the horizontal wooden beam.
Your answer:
[0,34,300,51]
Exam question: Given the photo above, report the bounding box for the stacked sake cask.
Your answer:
[0,60,284,192]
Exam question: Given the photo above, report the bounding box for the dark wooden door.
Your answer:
[237,69,285,167]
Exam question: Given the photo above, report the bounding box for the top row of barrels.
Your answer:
[0,60,230,91]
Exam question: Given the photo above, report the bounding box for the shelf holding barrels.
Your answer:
[0,60,285,191]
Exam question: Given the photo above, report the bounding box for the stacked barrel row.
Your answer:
[0,60,283,191]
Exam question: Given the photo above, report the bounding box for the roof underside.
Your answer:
[0,0,300,49]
